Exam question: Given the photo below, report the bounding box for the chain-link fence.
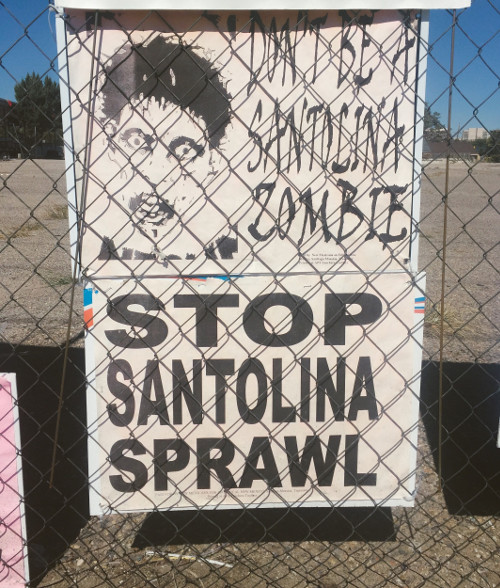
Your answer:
[0,1,498,587]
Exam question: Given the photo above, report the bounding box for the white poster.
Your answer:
[62,9,423,277]
[0,374,29,587]
[86,272,425,513]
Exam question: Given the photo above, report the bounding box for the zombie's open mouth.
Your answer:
[128,193,175,225]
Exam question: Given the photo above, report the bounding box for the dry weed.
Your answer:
[0,220,41,240]
[44,204,68,220]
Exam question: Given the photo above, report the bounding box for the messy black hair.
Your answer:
[101,37,231,148]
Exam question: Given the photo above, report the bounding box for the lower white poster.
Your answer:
[86,272,425,514]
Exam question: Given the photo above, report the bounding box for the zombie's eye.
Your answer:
[168,136,204,162]
[120,128,156,153]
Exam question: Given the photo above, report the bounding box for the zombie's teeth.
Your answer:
[132,193,173,225]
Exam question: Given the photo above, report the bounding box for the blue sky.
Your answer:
[1,0,499,134]
[0,1,59,98]
[425,1,500,134]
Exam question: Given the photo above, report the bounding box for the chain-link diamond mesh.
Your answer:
[0,2,498,587]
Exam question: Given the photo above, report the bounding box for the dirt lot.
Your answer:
[0,158,81,348]
[1,157,498,360]
[0,158,498,587]
[418,159,500,364]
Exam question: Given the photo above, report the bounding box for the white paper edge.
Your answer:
[0,373,30,585]
[403,272,426,507]
[84,287,102,517]
[92,498,412,516]
[54,0,472,10]
[409,12,428,275]
[55,8,80,280]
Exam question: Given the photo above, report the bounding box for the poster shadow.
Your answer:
[133,506,396,547]
[420,360,500,515]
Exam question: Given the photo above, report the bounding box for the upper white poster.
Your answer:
[62,9,423,277]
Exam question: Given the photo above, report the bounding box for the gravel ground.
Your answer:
[0,157,498,587]
[1,158,498,360]
[0,158,82,348]
[418,159,500,364]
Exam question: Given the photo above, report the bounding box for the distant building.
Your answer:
[461,127,488,141]
[423,139,478,161]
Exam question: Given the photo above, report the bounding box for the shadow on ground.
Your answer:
[133,506,395,548]
[421,360,500,515]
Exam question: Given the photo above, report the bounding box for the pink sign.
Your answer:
[0,374,28,587]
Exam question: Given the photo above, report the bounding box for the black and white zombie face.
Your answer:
[99,37,231,236]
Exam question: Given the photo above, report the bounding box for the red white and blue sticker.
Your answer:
[83,287,97,328]
[414,296,425,314]
[177,275,245,282]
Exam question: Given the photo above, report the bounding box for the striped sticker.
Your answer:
[177,275,245,282]
[414,296,425,314]
[84,287,95,328]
